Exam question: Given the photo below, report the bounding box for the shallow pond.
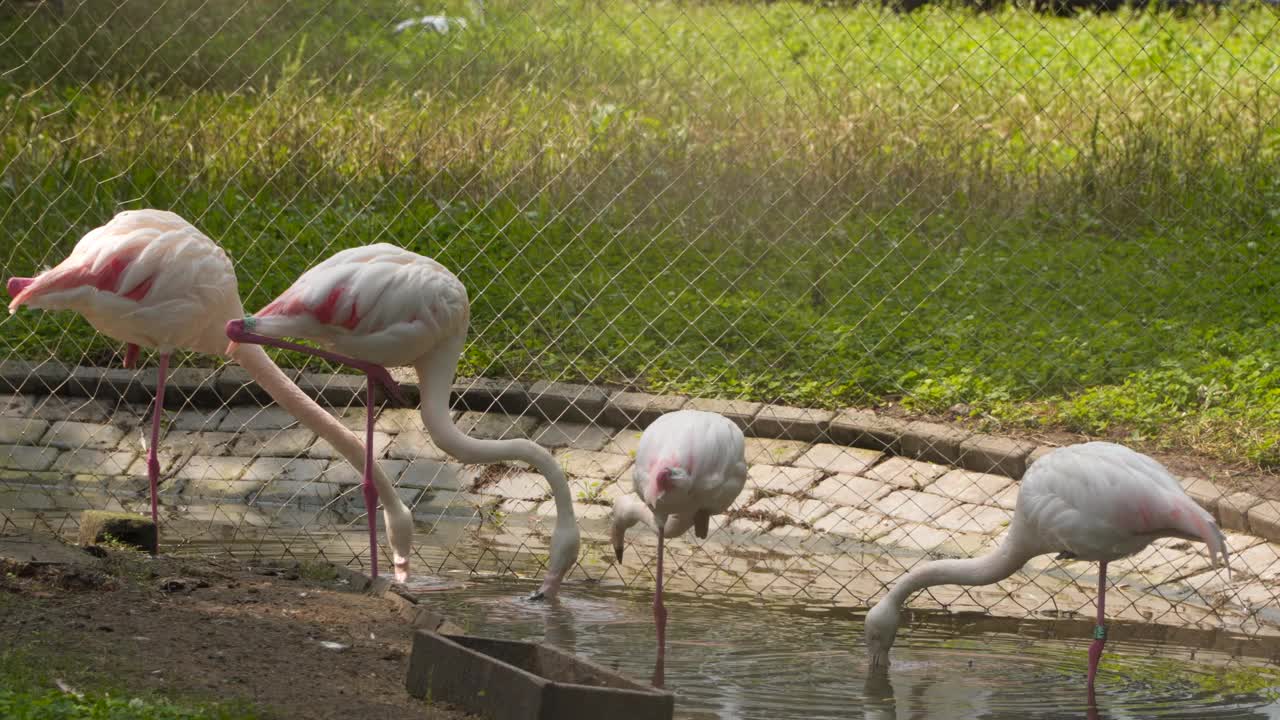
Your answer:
[415,578,1280,720]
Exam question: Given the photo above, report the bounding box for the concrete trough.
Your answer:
[405,630,673,720]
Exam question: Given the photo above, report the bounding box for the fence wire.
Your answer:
[2,0,1280,653]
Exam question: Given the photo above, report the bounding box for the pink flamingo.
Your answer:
[864,441,1229,691]
[6,210,413,577]
[224,243,580,598]
[610,409,748,686]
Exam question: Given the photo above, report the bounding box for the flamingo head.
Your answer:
[650,465,689,502]
[529,520,580,601]
[609,494,650,563]
[864,597,901,671]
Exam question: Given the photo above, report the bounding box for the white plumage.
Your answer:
[232,243,580,596]
[7,211,410,569]
[864,441,1228,691]
[611,409,748,686]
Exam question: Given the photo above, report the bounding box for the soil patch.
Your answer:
[0,538,471,719]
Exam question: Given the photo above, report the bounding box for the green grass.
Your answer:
[1,0,1279,465]
[0,650,262,720]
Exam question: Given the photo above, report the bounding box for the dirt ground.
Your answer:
[0,539,471,719]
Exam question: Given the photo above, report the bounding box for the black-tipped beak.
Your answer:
[614,545,624,563]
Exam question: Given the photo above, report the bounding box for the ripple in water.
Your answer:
[422,579,1280,720]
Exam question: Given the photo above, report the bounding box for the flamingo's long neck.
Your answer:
[230,343,413,567]
[885,538,1033,609]
[412,336,580,595]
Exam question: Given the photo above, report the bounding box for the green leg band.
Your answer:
[1093,624,1107,641]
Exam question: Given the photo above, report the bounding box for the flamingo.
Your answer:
[223,243,580,598]
[5,210,413,577]
[864,441,1229,691]
[610,409,748,686]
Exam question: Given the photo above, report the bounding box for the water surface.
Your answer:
[421,578,1280,720]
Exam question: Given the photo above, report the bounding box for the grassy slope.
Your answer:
[0,0,1278,464]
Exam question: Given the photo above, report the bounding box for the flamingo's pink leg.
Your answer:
[364,377,379,579]
[227,319,390,578]
[652,523,667,689]
[1086,560,1108,691]
[123,343,140,369]
[148,353,169,529]
[225,321,406,405]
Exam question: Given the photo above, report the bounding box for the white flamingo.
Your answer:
[225,243,580,598]
[864,441,1229,690]
[610,409,748,686]
[6,210,412,574]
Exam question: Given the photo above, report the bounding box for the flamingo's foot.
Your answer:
[393,556,410,583]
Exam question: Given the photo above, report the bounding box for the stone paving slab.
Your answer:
[43,421,126,451]
[532,421,611,451]
[863,456,949,490]
[308,431,392,460]
[808,473,891,508]
[0,417,49,445]
[1,444,61,472]
[794,444,881,475]
[747,464,821,495]
[52,448,137,476]
[386,429,448,461]
[228,428,317,457]
[925,469,1014,507]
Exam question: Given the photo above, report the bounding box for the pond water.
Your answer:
[416,578,1280,720]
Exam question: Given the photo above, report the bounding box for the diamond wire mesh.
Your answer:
[1,0,1279,651]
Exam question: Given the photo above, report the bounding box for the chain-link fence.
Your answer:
[2,0,1279,653]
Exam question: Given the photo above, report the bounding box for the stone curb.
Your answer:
[4,361,1266,547]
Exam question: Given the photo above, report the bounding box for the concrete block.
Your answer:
[899,421,971,466]
[230,428,319,457]
[28,395,113,423]
[255,479,342,507]
[173,455,251,483]
[1218,492,1258,533]
[400,460,471,491]
[218,406,302,433]
[452,377,531,415]
[526,381,608,424]
[957,434,1036,479]
[682,397,762,431]
[216,365,300,406]
[827,408,909,452]
[1247,500,1280,544]
[871,490,957,524]
[747,404,835,443]
[477,471,551,501]
[599,392,687,430]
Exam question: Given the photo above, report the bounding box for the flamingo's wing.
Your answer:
[633,410,747,515]
[8,209,240,354]
[1020,442,1227,568]
[248,243,469,367]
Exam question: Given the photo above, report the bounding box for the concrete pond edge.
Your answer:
[3,359,1275,547]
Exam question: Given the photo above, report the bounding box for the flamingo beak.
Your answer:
[614,544,624,563]
[6,277,33,298]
